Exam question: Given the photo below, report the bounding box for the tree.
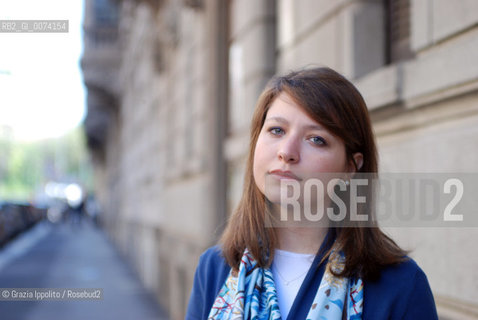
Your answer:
[0,126,93,201]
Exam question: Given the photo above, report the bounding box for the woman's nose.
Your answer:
[278,137,300,163]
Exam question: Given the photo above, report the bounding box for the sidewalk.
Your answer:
[0,220,168,320]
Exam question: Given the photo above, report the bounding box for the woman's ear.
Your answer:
[350,152,363,172]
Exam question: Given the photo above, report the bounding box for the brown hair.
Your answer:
[220,67,406,281]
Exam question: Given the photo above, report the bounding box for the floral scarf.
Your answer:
[208,248,363,320]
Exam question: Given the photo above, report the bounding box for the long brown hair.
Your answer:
[220,67,406,281]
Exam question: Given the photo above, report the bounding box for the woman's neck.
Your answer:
[275,227,328,254]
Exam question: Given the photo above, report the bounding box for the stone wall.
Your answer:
[82,0,478,318]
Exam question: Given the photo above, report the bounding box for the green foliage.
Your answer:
[0,126,93,201]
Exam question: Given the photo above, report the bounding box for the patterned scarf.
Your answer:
[208,248,363,320]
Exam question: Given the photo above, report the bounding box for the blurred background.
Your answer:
[1,0,477,319]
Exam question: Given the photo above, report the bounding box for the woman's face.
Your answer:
[253,92,360,204]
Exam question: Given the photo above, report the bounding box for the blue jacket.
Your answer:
[186,245,438,319]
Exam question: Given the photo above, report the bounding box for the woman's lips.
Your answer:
[269,170,301,181]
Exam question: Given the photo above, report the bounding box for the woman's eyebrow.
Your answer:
[303,124,325,131]
[265,116,324,131]
[265,116,288,124]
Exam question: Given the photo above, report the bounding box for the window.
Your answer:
[385,0,413,63]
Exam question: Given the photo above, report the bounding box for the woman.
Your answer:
[186,67,438,319]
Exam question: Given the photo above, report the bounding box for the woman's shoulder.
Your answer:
[378,256,425,283]
[199,245,227,265]
[186,245,231,320]
[196,245,231,282]
[363,257,438,319]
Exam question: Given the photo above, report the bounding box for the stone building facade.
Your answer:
[82,0,478,319]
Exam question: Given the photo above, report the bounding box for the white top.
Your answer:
[271,249,315,318]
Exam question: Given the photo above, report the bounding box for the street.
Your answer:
[0,220,168,320]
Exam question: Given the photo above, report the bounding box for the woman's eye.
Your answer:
[269,127,284,135]
[309,136,326,146]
